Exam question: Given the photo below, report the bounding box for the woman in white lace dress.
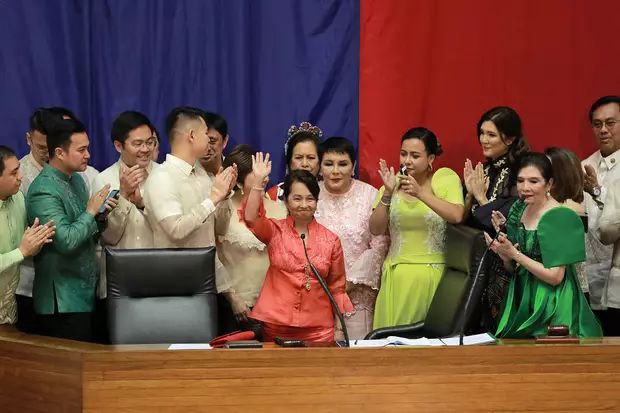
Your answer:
[217,145,286,332]
[315,137,389,339]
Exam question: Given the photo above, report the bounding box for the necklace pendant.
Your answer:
[305,280,311,291]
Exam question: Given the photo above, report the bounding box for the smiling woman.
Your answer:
[486,152,602,338]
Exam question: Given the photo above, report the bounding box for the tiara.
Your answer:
[284,121,323,154]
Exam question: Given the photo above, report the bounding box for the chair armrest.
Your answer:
[364,321,425,340]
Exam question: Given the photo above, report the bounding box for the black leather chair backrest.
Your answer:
[423,224,486,338]
[106,247,218,344]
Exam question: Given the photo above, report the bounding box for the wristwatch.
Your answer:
[591,185,602,198]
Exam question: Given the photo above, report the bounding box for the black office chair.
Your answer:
[106,247,218,344]
[365,224,487,340]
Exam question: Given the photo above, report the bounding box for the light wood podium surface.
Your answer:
[1,325,619,412]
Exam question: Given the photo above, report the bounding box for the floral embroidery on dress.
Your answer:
[387,193,404,259]
[219,230,266,251]
[423,211,447,254]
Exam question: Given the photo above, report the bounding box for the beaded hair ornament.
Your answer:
[284,121,323,154]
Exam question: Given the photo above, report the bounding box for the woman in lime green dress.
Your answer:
[370,127,465,329]
[486,153,602,338]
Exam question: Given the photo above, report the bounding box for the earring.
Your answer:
[428,163,433,172]
[545,190,550,198]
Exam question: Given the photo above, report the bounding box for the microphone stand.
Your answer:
[301,234,350,348]
[458,227,504,346]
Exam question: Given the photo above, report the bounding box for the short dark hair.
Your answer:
[285,131,321,170]
[0,145,17,176]
[164,106,205,142]
[202,112,228,138]
[111,111,153,145]
[281,169,320,201]
[47,118,87,159]
[517,152,553,183]
[29,107,76,134]
[401,127,443,156]
[223,144,255,186]
[544,147,584,203]
[477,106,529,166]
[589,96,620,122]
[319,137,356,164]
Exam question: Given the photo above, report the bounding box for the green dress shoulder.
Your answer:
[496,200,602,338]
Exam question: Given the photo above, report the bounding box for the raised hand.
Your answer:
[252,152,272,184]
[19,217,56,257]
[378,159,397,195]
[469,162,489,204]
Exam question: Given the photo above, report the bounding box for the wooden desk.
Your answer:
[0,325,619,412]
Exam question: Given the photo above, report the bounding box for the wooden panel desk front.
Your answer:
[0,326,619,412]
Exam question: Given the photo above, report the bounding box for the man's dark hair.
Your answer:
[111,111,154,145]
[164,106,205,142]
[281,169,320,201]
[29,107,76,134]
[47,118,87,159]
[589,96,620,122]
[0,145,17,176]
[202,112,228,138]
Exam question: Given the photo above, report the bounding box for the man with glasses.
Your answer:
[93,111,159,250]
[582,95,620,334]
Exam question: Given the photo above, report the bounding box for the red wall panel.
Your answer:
[359,0,620,187]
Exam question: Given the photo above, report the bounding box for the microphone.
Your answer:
[458,223,505,346]
[300,233,350,348]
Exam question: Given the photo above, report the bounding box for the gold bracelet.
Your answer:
[380,199,391,207]
[252,186,265,191]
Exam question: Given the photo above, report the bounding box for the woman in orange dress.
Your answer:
[243,152,353,342]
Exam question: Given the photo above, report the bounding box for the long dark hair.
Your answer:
[477,106,529,167]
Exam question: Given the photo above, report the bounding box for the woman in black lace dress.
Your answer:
[463,106,529,330]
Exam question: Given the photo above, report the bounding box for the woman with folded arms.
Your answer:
[486,153,601,338]
[243,153,353,342]
[370,127,465,329]
[315,137,389,339]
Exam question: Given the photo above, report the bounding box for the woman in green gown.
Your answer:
[370,127,465,329]
[485,153,602,338]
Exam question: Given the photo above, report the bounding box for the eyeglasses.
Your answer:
[592,119,618,130]
[128,137,156,150]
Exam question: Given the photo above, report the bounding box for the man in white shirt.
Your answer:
[582,95,620,335]
[94,111,158,250]
[143,107,237,293]
[17,107,98,332]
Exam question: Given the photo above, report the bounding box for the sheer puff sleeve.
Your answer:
[327,237,355,315]
[538,207,586,268]
[238,197,275,245]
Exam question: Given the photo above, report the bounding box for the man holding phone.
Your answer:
[94,111,159,251]
[26,118,116,341]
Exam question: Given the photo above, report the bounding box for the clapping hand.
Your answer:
[490,210,507,234]
[19,218,56,257]
[378,159,397,195]
[211,164,238,204]
[399,173,427,198]
[583,164,599,195]
[484,231,519,263]
[464,159,489,203]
